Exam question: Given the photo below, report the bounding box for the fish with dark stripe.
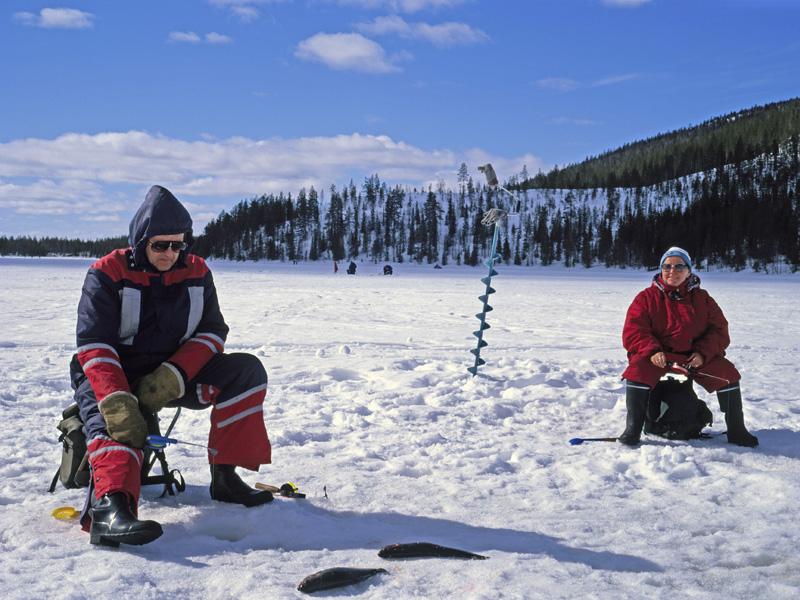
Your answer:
[296,567,388,593]
[378,542,488,560]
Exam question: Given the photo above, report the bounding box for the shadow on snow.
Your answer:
[142,493,663,574]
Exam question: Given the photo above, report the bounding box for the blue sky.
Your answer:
[1,0,798,238]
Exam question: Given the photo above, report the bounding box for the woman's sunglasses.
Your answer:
[148,241,187,253]
[661,264,688,272]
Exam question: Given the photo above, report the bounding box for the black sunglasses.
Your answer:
[148,240,187,253]
[661,264,688,272]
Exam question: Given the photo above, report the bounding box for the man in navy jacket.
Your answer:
[72,185,272,547]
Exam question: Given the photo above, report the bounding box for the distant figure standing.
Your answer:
[334,261,338,274]
[618,246,758,447]
[347,261,357,275]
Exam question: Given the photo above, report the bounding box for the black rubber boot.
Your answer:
[618,382,650,446]
[210,464,273,507]
[718,384,759,447]
[89,492,163,547]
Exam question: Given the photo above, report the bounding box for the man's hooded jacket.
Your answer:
[74,185,229,401]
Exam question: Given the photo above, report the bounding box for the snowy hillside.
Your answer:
[192,133,799,273]
[0,257,798,599]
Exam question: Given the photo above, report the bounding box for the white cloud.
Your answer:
[0,178,116,216]
[536,74,639,92]
[548,117,600,126]
[338,0,466,13]
[295,33,400,73]
[535,78,581,92]
[602,0,652,7]
[0,131,543,225]
[355,14,409,35]
[355,15,488,46]
[208,0,286,21]
[169,31,202,43]
[168,31,233,44]
[13,8,94,29]
[592,73,639,87]
[205,32,233,44]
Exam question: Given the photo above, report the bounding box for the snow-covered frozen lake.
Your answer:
[0,257,798,599]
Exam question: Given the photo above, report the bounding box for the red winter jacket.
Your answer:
[74,187,228,404]
[621,273,732,383]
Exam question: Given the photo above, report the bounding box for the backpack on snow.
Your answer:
[644,377,713,440]
[48,403,90,491]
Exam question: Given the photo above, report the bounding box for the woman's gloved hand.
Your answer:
[98,391,148,448]
[135,363,184,414]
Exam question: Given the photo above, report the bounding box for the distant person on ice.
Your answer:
[618,246,758,447]
[70,185,273,547]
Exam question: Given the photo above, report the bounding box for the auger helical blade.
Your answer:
[468,218,503,377]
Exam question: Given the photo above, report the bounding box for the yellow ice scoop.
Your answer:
[51,506,80,520]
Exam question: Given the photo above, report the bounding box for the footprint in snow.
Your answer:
[327,368,361,382]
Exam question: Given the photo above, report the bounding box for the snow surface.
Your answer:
[0,257,798,599]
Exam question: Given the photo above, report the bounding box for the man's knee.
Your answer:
[238,352,267,384]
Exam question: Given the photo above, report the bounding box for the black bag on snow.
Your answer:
[644,377,713,440]
[48,401,186,496]
[49,403,90,491]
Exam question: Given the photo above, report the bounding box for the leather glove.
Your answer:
[98,391,148,448]
[135,363,184,414]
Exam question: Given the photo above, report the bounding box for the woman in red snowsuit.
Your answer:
[619,246,758,447]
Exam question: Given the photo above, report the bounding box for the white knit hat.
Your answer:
[660,246,692,270]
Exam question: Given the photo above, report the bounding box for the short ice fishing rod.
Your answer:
[146,434,218,456]
[667,362,731,384]
[569,437,618,445]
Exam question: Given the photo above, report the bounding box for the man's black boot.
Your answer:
[718,384,759,447]
[89,492,163,547]
[210,464,273,507]
[618,382,650,446]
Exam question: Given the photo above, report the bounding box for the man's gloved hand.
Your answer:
[98,391,148,448]
[135,363,184,414]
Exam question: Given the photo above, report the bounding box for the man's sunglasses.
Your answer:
[148,241,187,253]
[661,264,688,272]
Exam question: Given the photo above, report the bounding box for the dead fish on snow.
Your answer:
[378,542,488,560]
[296,567,388,594]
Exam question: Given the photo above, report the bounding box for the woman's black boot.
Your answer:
[618,382,650,446]
[210,464,273,507]
[717,384,759,447]
[89,492,163,547]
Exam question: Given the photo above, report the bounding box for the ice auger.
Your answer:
[468,206,507,376]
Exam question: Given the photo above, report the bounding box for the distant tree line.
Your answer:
[0,235,128,258]
[519,98,800,189]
